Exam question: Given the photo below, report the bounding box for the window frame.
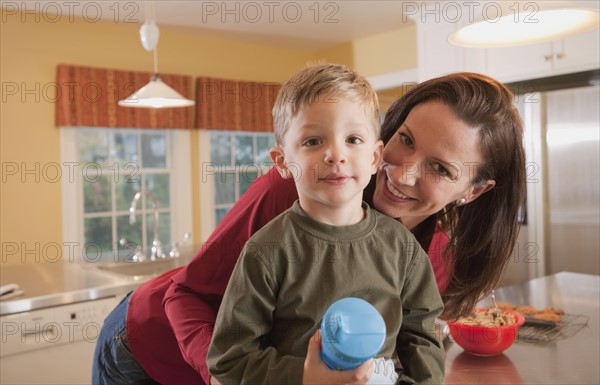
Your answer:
[198,130,274,241]
[60,127,193,263]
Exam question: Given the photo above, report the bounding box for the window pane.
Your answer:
[145,174,170,209]
[78,130,109,166]
[75,128,175,264]
[240,170,258,196]
[234,135,254,166]
[83,176,111,213]
[84,217,112,259]
[211,133,231,165]
[216,208,229,225]
[141,133,167,168]
[256,135,275,166]
[112,132,138,165]
[145,212,171,251]
[215,172,235,204]
[116,214,142,258]
[116,177,141,212]
[208,132,280,231]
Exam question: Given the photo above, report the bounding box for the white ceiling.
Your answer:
[20,0,418,50]
[11,1,600,50]
[152,1,416,50]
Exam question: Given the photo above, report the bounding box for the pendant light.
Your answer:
[118,5,194,108]
[449,1,599,48]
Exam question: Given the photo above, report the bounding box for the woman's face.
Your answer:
[372,100,494,230]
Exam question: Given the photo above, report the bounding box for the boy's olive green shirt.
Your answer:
[208,201,445,384]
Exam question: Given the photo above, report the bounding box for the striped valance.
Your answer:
[55,64,193,129]
[195,77,281,132]
[55,64,281,132]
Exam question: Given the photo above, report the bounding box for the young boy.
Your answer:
[207,64,445,385]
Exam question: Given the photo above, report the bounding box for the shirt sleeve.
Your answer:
[207,240,305,385]
[163,168,298,383]
[396,244,446,385]
[427,223,452,294]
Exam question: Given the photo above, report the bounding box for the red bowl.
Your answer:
[447,308,525,356]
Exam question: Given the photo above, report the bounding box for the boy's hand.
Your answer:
[209,377,222,385]
[303,330,373,385]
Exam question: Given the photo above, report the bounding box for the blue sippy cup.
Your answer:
[320,297,386,370]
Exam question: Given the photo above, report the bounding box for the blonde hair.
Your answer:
[272,63,380,144]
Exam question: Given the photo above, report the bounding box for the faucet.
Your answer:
[129,191,164,261]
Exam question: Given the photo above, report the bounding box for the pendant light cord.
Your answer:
[146,1,159,78]
[153,46,159,78]
[146,1,156,24]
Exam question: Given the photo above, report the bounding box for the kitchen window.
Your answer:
[61,127,192,263]
[199,130,275,240]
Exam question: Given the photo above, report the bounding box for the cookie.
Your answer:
[533,312,562,323]
[496,301,516,310]
[515,305,538,315]
[541,307,564,315]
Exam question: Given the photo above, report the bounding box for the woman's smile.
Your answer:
[385,178,414,201]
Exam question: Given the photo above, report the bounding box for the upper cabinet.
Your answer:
[417,21,486,81]
[485,29,600,83]
[417,20,599,83]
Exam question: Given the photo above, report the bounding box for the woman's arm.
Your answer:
[163,168,298,383]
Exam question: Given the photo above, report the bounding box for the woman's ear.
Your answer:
[371,140,384,175]
[464,180,496,204]
[269,146,293,179]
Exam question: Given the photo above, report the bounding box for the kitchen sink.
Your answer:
[96,246,199,278]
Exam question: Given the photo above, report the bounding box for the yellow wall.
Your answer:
[312,24,418,78]
[0,10,416,265]
[353,24,417,77]
[314,42,355,67]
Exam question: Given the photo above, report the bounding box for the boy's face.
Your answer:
[270,97,383,218]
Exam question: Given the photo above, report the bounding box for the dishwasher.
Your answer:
[1,262,136,385]
[1,296,122,384]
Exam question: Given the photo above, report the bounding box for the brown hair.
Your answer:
[377,73,526,320]
[272,63,380,144]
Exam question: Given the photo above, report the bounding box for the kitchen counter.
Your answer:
[0,249,201,384]
[1,261,143,316]
[0,261,157,385]
[444,272,600,384]
[5,264,596,383]
[1,245,201,316]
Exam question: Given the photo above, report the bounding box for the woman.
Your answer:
[93,72,526,385]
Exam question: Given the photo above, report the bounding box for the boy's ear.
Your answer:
[269,146,293,179]
[371,140,384,175]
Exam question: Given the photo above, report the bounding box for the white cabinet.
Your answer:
[553,30,600,73]
[417,21,486,81]
[486,29,600,83]
[417,21,599,83]
[418,22,462,81]
[486,43,553,83]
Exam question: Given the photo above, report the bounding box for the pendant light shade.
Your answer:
[118,76,195,108]
[118,15,194,108]
[449,2,599,48]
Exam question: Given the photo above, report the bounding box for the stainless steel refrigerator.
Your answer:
[512,71,600,280]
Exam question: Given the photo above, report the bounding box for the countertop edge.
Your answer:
[0,281,140,316]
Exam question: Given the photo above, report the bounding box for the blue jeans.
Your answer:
[92,291,160,385]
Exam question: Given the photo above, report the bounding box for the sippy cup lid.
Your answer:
[320,297,386,370]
